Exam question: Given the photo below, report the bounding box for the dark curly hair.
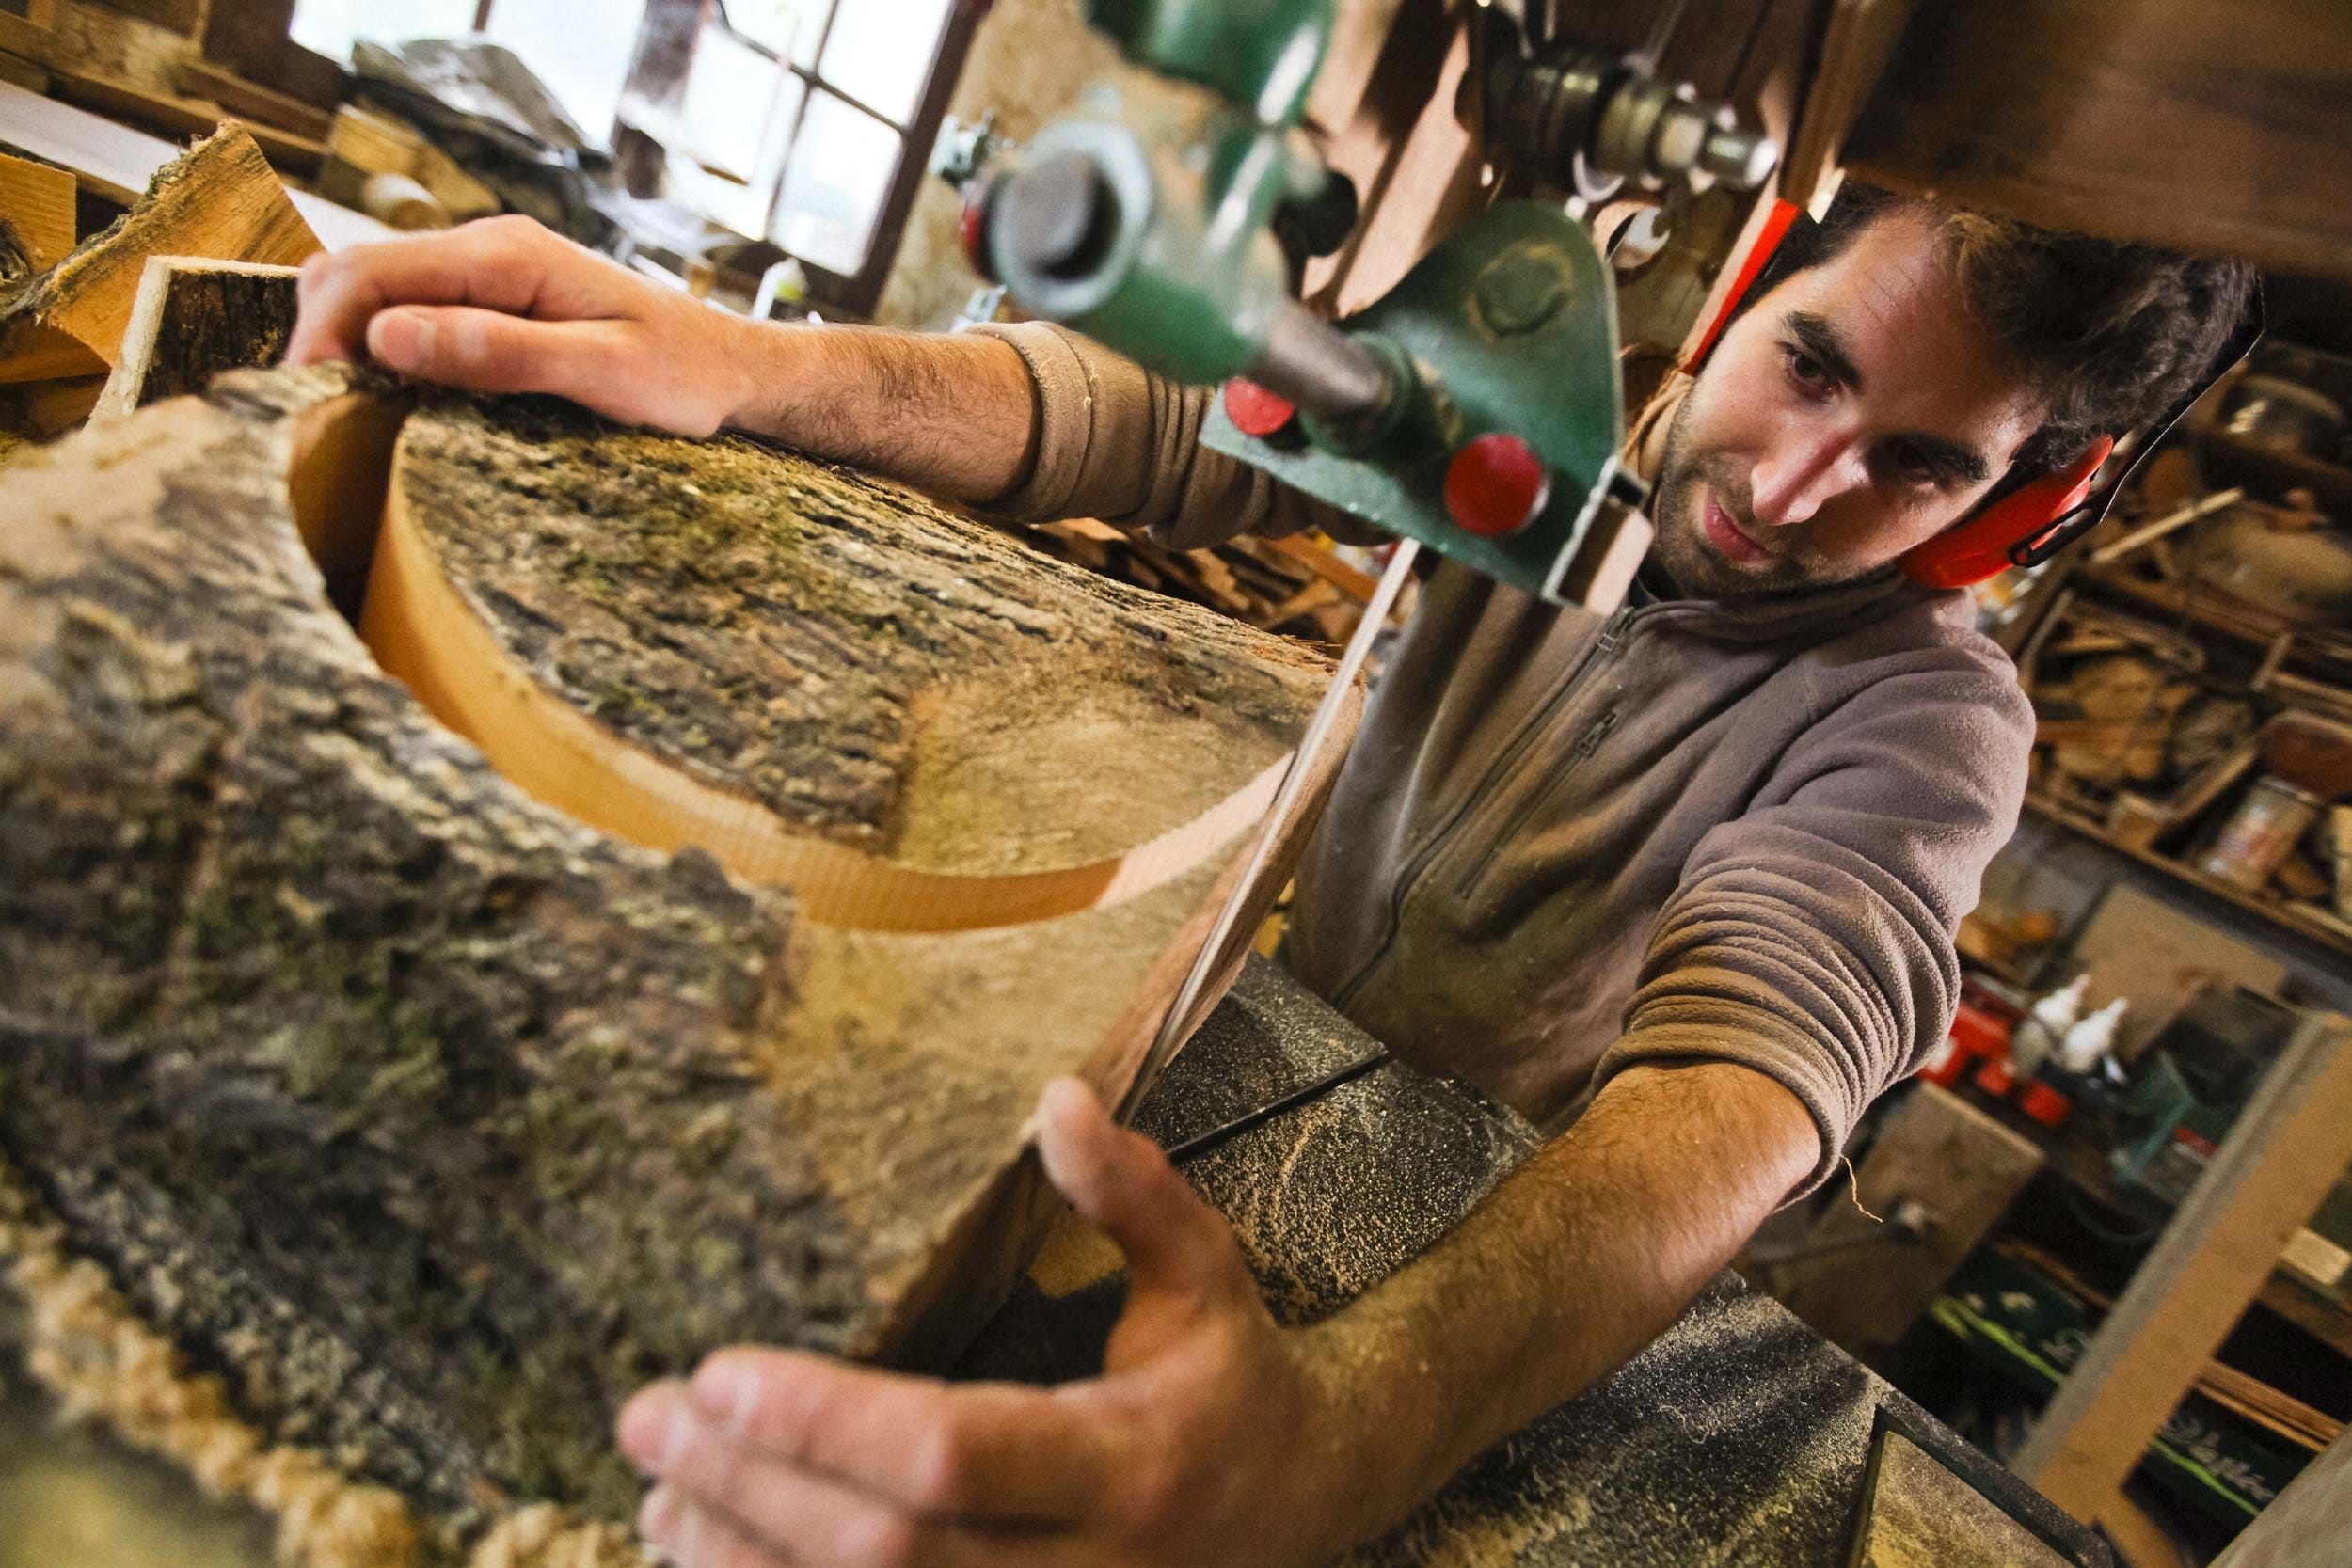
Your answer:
[1771,182,2258,477]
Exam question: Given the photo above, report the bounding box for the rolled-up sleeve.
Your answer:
[967,321,1373,547]
[1596,649,2033,1196]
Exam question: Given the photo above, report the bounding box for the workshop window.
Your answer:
[620,0,976,314]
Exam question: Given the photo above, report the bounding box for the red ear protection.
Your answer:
[1896,436,2112,588]
[1672,199,2250,591]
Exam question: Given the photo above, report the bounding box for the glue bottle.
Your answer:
[2058,997,2128,1076]
[2012,973,2089,1077]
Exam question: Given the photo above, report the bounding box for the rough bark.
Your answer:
[94,255,301,417]
[0,366,1337,1561]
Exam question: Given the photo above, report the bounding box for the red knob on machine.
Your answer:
[1221,377,1297,439]
[959,178,998,280]
[1444,433,1550,537]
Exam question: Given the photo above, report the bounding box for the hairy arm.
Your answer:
[1304,1057,1819,1537]
[286,216,1041,500]
[618,1057,1818,1568]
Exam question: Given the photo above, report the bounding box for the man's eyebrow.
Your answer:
[1894,433,1993,486]
[1785,309,1994,485]
[1785,310,1862,391]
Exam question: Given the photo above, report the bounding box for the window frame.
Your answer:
[619,0,979,317]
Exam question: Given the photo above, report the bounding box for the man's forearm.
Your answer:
[1303,1059,1819,1544]
[723,321,1038,504]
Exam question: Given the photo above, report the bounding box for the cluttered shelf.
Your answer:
[2020,793,2352,961]
[2260,1273,2352,1363]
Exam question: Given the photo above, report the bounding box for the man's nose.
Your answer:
[1748,428,1867,529]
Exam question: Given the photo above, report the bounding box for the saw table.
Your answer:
[0,956,2106,1567]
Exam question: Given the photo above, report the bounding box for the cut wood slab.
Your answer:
[0,123,319,384]
[0,146,75,277]
[92,254,301,418]
[0,365,1346,1564]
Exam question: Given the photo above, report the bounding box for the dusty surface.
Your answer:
[961,958,2106,1567]
[396,393,1326,864]
[1853,1432,2073,1568]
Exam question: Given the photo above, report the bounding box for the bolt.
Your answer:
[1701,124,1779,189]
[1445,434,1552,538]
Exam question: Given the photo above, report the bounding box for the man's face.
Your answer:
[1649,211,2046,598]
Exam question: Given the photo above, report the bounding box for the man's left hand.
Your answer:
[617,1078,1379,1568]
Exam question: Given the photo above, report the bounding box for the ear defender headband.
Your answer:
[1679,198,2263,589]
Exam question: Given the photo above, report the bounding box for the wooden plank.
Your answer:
[47,68,326,178]
[11,370,101,433]
[172,59,335,142]
[0,146,75,273]
[2014,1012,2352,1519]
[0,81,392,248]
[0,125,318,384]
[0,49,47,94]
[92,255,301,419]
[97,0,203,33]
[1844,0,2352,283]
[1772,1083,2044,1356]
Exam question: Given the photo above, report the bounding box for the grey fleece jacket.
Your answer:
[974,323,2034,1193]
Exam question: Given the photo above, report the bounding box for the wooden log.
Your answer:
[0,366,1345,1557]
[0,124,319,384]
[91,255,301,419]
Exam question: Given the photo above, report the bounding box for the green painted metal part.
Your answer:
[1204,202,1637,601]
[1084,0,1331,125]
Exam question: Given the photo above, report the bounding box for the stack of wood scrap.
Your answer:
[1014,515,1387,646]
[317,103,501,230]
[0,124,317,454]
[0,365,1344,1567]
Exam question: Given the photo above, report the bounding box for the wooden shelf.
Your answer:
[2076,566,2352,685]
[2021,794,2352,961]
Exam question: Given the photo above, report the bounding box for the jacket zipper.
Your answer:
[1331,602,1638,1010]
[1452,705,1622,895]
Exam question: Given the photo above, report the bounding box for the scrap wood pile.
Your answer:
[1014,515,1388,648]
[0,364,1348,1566]
[2018,362,2352,931]
[1,125,314,451]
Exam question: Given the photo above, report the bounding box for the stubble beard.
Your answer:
[1646,395,1877,600]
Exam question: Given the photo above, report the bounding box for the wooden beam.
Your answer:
[1844,0,2352,281]
[171,59,335,142]
[47,68,327,179]
[2014,1012,2352,1519]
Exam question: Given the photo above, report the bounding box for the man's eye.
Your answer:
[1885,440,1942,483]
[1782,345,1833,394]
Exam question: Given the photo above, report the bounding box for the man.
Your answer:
[287,184,2251,1566]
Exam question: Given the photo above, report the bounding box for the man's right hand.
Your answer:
[286,214,761,438]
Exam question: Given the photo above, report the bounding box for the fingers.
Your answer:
[623,1358,1119,1524]
[1031,1077,1254,1314]
[362,305,634,399]
[286,214,640,369]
